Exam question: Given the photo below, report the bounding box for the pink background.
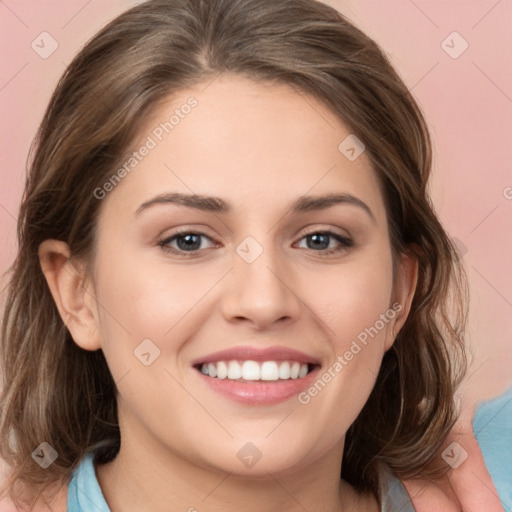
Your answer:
[1,0,511,410]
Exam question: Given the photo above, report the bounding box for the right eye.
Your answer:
[157,230,219,256]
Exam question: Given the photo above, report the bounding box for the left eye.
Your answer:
[158,230,353,256]
[295,231,353,253]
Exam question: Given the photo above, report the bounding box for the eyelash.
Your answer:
[157,228,354,258]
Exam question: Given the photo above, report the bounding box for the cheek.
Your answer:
[298,247,395,424]
[314,251,395,348]
[91,247,209,376]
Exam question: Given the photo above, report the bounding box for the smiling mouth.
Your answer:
[194,360,318,382]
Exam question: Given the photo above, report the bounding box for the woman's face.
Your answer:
[75,74,415,477]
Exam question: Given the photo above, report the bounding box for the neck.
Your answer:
[95,428,378,512]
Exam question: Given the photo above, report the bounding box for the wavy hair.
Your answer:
[0,0,468,507]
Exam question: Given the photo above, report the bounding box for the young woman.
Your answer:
[0,0,506,510]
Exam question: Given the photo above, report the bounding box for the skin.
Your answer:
[39,73,419,511]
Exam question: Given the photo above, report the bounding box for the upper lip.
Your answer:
[192,345,321,366]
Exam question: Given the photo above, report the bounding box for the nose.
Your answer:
[220,240,302,331]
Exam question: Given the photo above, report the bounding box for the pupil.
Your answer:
[178,234,201,251]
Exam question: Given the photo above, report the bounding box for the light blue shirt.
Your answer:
[67,451,110,512]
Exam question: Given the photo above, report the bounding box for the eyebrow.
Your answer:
[134,192,376,223]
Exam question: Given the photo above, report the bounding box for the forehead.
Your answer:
[100,73,386,222]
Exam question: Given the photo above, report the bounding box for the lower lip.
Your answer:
[195,366,321,405]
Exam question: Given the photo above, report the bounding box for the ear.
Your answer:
[38,239,101,351]
[384,250,418,350]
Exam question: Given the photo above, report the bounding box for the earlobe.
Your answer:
[38,239,101,351]
[385,252,419,350]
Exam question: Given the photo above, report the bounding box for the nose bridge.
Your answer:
[221,233,301,327]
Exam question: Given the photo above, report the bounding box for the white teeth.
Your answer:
[227,361,242,379]
[207,363,217,378]
[199,360,312,381]
[242,360,260,380]
[278,361,291,379]
[290,362,300,379]
[261,361,279,381]
[217,361,228,379]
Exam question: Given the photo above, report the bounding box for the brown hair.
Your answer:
[1,0,468,507]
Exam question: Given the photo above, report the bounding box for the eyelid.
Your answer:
[156,225,216,243]
[293,224,353,246]
[158,225,351,244]
[296,224,351,239]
